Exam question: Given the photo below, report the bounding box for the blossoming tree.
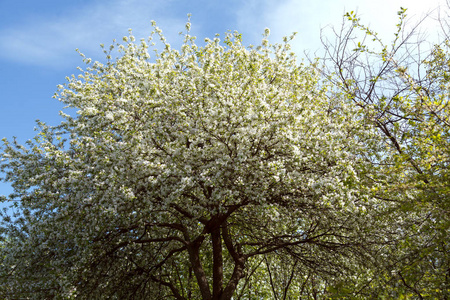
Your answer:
[1,24,385,299]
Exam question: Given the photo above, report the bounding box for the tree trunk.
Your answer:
[212,226,224,299]
[187,236,212,300]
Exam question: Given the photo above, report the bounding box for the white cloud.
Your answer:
[1,0,446,68]
[0,0,188,68]
[234,0,448,59]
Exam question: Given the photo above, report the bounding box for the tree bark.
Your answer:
[220,222,246,300]
[212,226,224,300]
[220,257,245,300]
[187,236,212,300]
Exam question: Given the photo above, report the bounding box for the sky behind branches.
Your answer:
[0,0,446,199]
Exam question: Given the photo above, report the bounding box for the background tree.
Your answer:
[0,24,387,299]
[320,8,450,298]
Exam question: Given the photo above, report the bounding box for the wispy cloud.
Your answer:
[0,0,189,68]
[1,0,446,69]
[235,0,336,55]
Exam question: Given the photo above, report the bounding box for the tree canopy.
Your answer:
[320,8,450,298]
[0,10,449,300]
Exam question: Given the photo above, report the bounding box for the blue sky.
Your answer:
[0,0,446,201]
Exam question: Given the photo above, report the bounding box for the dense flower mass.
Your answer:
[0,13,448,299]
